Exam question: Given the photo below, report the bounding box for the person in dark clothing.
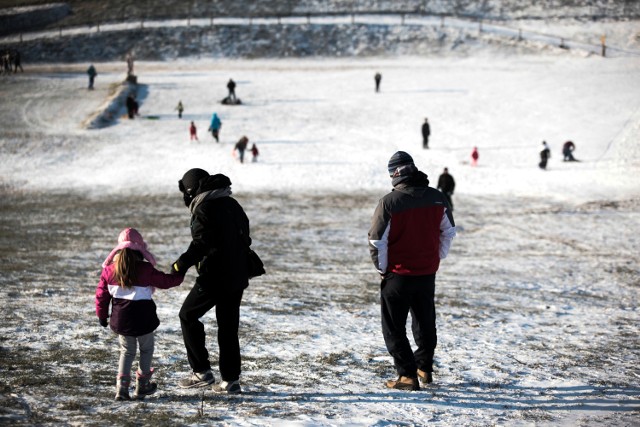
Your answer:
[368,151,456,391]
[234,136,249,164]
[422,118,431,149]
[539,141,551,169]
[437,167,456,211]
[562,140,577,161]
[374,72,382,92]
[87,64,97,90]
[227,79,237,100]
[173,169,253,395]
[126,94,136,119]
[13,50,23,73]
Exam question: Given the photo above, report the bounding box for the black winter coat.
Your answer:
[177,187,251,291]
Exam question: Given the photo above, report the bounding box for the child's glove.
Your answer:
[99,318,108,327]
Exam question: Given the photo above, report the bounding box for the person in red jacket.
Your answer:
[95,228,184,401]
[368,151,456,390]
[189,121,198,141]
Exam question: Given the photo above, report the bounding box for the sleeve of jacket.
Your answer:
[368,199,391,274]
[95,269,112,319]
[177,209,216,271]
[145,264,186,289]
[439,206,456,259]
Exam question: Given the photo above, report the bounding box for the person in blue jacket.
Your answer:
[208,113,222,142]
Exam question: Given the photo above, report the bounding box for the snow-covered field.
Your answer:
[1,48,639,425]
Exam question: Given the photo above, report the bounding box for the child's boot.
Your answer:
[115,374,131,401]
[133,368,157,400]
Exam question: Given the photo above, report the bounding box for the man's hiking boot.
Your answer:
[417,369,433,386]
[212,380,242,395]
[385,376,420,391]
[115,374,131,401]
[178,370,215,388]
[133,369,157,399]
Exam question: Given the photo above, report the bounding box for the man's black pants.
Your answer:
[380,273,437,378]
[179,282,244,381]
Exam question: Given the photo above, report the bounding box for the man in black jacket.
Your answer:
[436,167,456,211]
[173,168,251,394]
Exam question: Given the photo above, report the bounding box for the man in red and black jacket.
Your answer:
[368,151,456,391]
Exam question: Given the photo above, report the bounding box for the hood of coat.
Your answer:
[393,171,430,197]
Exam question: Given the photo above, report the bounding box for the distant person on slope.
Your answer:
[87,64,97,90]
[422,118,431,149]
[227,79,237,101]
[471,146,479,166]
[126,94,136,119]
[209,113,222,142]
[562,140,577,161]
[176,101,184,119]
[368,151,456,391]
[173,169,254,394]
[234,136,249,164]
[95,228,184,401]
[374,72,382,92]
[189,121,198,141]
[539,141,551,169]
[250,143,259,162]
[437,167,456,211]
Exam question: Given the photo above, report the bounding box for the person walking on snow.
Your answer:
[234,136,249,164]
[176,101,184,119]
[539,141,551,169]
[437,167,456,211]
[562,140,577,161]
[95,228,184,401]
[374,72,382,92]
[250,143,259,162]
[87,64,97,90]
[209,113,222,142]
[189,121,198,141]
[422,118,431,149]
[471,147,479,166]
[172,169,255,394]
[368,151,456,391]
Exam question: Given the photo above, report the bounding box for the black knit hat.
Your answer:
[388,151,415,176]
[179,168,209,195]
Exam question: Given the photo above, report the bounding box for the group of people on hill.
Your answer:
[1,48,22,75]
[175,98,259,163]
[539,140,579,169]
[96,151,457,399]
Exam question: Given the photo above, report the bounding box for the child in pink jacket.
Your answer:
[95,228,184,401]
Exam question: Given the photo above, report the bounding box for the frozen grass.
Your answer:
[0,191,638,426]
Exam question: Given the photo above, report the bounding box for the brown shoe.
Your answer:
[385,376,420,391]
[417,369,433,385]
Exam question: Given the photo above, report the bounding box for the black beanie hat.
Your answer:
[388,151,415,176]
[179,168,209,195]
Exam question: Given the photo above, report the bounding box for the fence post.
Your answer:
[97,23,100,32]
[210,16,213,26]
[518,28,522,41]
[307,13,310,24]
[401,14,405,25]
[20,33,23,43]
[601,34,606,57]
[440,16,444,28]
[479,19,482,34]
[351,14,355,24]
[59,27,62,37]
